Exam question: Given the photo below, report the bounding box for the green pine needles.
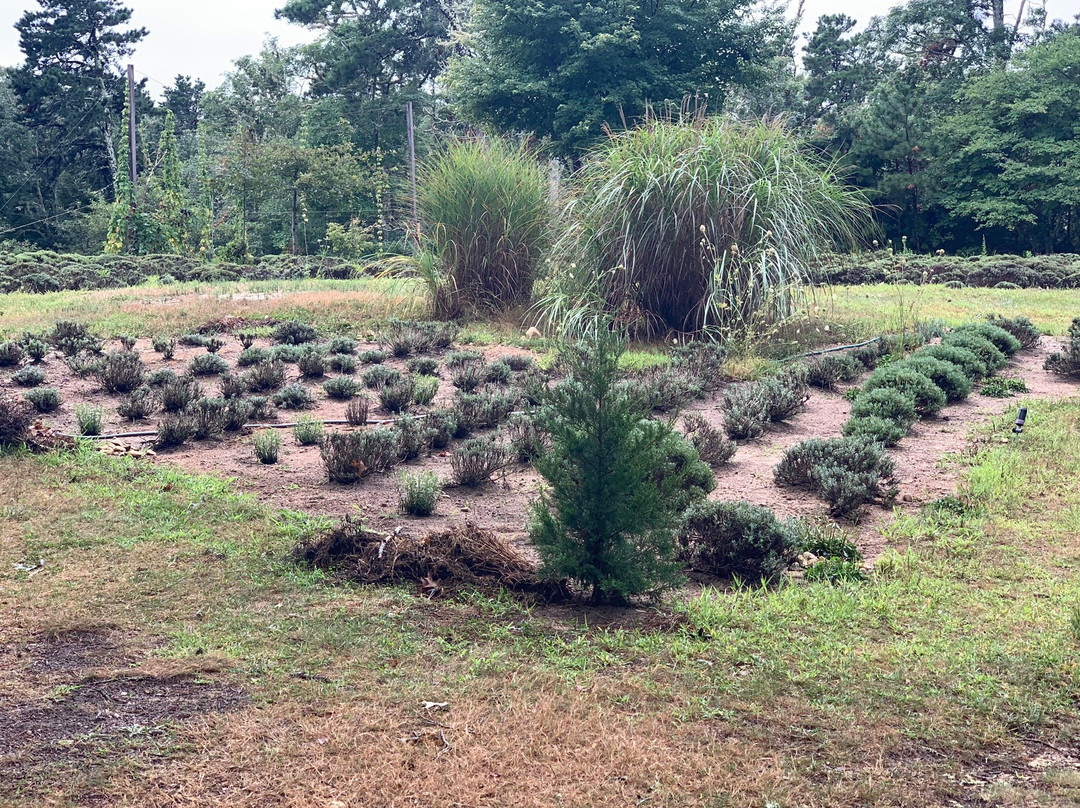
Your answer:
[530,330,713,603]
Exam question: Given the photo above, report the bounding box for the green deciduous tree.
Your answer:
[933,28,1080,253]
[448,0,781,157]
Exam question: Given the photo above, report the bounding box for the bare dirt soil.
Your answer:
[2,335,1076,563]
[0,623,247,802]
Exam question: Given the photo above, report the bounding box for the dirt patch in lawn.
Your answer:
[3,333,1077,565]
[0,622,248,803]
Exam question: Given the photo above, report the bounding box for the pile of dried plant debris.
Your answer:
[295,517,566,599]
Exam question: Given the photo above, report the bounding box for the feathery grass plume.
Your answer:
[411,137,552,318]
[538,114,872,338]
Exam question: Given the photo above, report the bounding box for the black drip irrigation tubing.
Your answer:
[779,336,883,364]
[62,415,426,442]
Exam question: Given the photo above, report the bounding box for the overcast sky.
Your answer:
[1,0,1079,97]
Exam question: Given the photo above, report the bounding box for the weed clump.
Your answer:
[253,430,282,464]
[679,500,797,582]
[775,437,898,517]
[980,376,1029,397]
[398,470,441,516]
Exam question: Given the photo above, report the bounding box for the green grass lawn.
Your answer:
[2,401,1079,807]
[3,279,1080,806]
[826,283,1080,335]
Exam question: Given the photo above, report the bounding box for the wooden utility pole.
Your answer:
[406,100,418,246]
[127,64,137,192]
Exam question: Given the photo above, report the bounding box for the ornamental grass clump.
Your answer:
[529,330,712,603]
[75,404,104,437]
[292,415,324,446]
[253,430,282,464]
[538,115,871,337]
[415,137,551,317]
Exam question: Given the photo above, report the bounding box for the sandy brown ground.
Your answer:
[3,334,1076,562]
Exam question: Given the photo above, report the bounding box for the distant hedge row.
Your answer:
[819,253,1080,289]
[0,251,370,294]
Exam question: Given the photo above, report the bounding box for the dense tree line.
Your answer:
[0,0,1077,257]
